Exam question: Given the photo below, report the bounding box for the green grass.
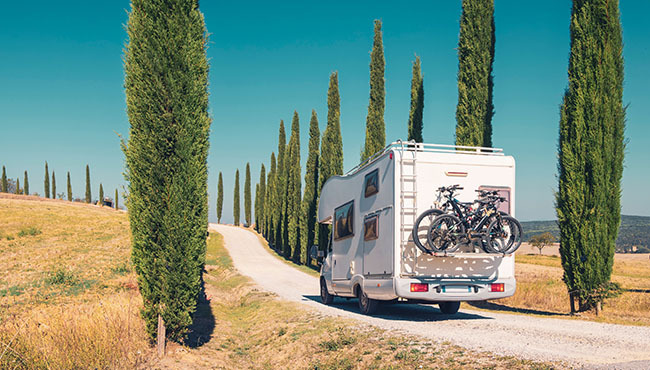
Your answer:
[249,228,320,278]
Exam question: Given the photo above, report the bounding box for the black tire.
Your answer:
[412,208,444,253]
[426,214,464,252]
[486,216,523,254]
[357,287,379,315]
[438,301,460,314]
[320,277,334,305]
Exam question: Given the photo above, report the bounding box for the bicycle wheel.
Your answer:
[426,214,464,253]
[486,216,523,254]
[412,208,444,253]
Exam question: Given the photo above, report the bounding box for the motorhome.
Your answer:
[316,141,517,314]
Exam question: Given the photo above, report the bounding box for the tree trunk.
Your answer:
[157,314,166,357]
[569,292,576,314]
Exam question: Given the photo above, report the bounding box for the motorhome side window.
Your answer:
[364,169,379,197]
[364,215,378,241]
[334,201,354,240]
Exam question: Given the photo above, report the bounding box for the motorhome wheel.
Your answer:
[357,287,378,315]
[320,277,333,305]
[438,301,460,314]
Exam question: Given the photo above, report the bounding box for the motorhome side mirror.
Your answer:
[309,245,318,260]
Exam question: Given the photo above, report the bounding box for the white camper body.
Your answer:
[317,142,517,308]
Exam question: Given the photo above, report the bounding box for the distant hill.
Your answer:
[521,215,650,253]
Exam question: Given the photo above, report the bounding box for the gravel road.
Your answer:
[210,224,650,368]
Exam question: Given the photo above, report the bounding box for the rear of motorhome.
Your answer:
[316,141,517,314]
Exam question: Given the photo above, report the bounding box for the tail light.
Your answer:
[490,283,505,292]
[410,283,428,292]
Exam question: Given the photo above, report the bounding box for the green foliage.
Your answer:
[319,72,343,253]
[407,56,424,143]
[1,166,6,193]
[234,170,240,226]
[301,110,320,265]
[529,232,556,255]
[44,162,50,198]
[115,189,119,209]
[362,20,386,161]
[275,121,287,251]
[124,0,211,342]
[67,172,72,201]
[85,164,91,203]
[287,112,302,262]
[217,172,223,223]
[265,152,276,243]
[244,162,251,226]
[556,0,625,309]
[15,178,20,194]
[52,171,56,199]
[24,170,29,195]
[99,183,104,203]
[455,0,495,148]
[256,164,266,232]
[18,226,42,237]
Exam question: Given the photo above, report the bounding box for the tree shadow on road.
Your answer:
[302,295,490,322]
[184,275,216,348]
[466,300,569,317]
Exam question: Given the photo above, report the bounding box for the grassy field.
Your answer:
[162,230,557,369]
[0,195,150,368]
[468,253,650,326]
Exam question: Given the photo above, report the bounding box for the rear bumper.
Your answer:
[394,276,516,302]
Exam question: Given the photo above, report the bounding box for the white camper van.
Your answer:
[317,141,517,314]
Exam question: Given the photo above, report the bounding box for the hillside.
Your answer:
[521,215,650,252]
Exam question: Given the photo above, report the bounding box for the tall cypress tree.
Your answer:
[301,110,320,265]
[257,164,266,233]
[455,0,495,148]
[407,56,424,143]
[275,121,287,252]
[44,162,50,198]
[99,183,104,203]
[557,0,625,312]
[52,171,56,199]
[85,165,91,203]
[265,152,276,243]
[115,189,119,210]
[67,172,72,201]
[233,170,240,226]
[244,162,251,226]
[15,178,20,194]
[287,111,302,262]
[124,0,211,343]
[254,183,260,229]
[217,172,223,223]
[1,166,7,193]
[24,171,29,196]
[362,20,386,161]
[319,72,344,253]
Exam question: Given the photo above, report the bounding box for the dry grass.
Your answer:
[160,233,559,369]
[469,253,650,326]
[0,196,152,369]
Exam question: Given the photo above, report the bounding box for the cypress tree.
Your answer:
[16,178,20,194]
[44,162,50,198]
[254,183,260,229]
[124,0,211,343]
[244,162,251,226]
[362,20,386,161]
[301,110,320,265]
[24,171,29,195]
[52,171,56,199]
[217,172,223,223]
[455,0,495,148]
[115,189,119,210]
[257,164,266,233]
[85,165,91,203]
[407,56,424,143]
[287,111,302,262]
[99,183,104,204]
[275,121,287,252]
[1,166,7,193]
[265,152,276,243]
[319,72,344,253]
[233,170,240,226]
[67,172,72,201]
[557,0,625,312]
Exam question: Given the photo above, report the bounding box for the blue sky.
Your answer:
[0,1,648,222]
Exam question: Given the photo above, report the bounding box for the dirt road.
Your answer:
[210,224,650,367]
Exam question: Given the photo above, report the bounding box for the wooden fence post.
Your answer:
[157,314,166,357]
